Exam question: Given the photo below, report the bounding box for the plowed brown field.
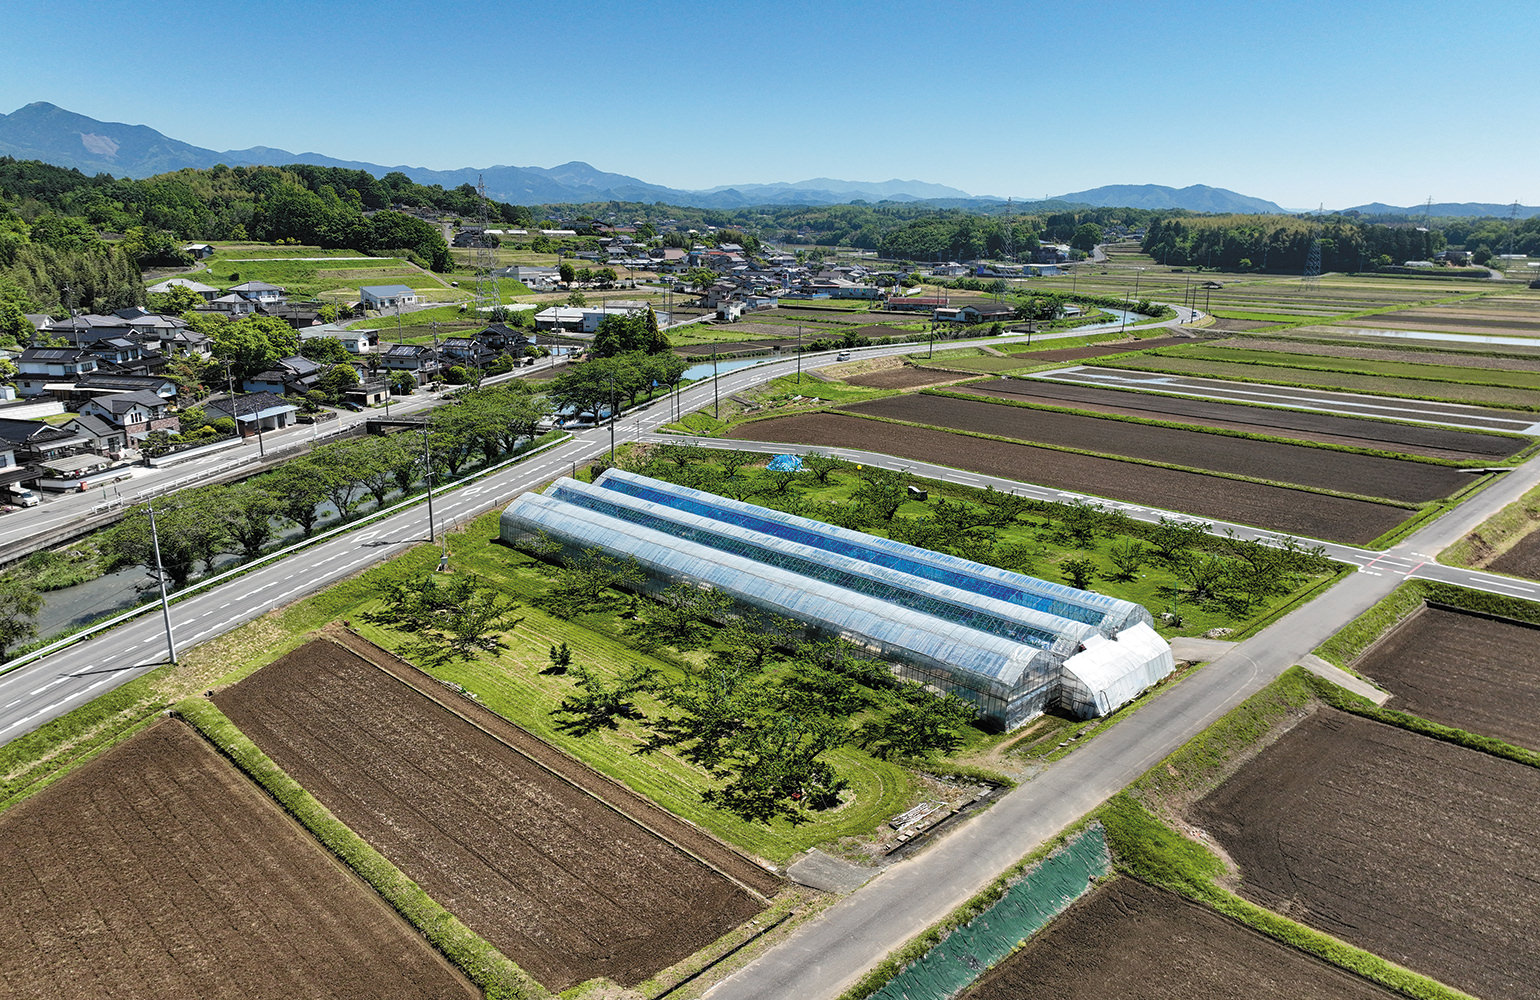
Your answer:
[961,878,1397,1000]
[970,378,1524,459]
[0,720,475,1000]
[1194,708,1540,1000]
[1488,528,1540,580]
[213,639,765,990]
[729,413,1411,543]
[1352,605,1540,749]
[844,394,1467,502]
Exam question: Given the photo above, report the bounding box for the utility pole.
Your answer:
[421,421,437,545]
[145,501,177,665]
[796,323,802,383]
[712,341,719,420]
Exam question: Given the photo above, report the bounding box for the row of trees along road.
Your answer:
[102,382,546,589]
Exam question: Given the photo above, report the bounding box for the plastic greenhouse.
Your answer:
[500,470,1174,729]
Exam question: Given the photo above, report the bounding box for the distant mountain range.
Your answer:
[8,101,1524,219]
[1343,201,1540,219]
[1049,183,1287,214]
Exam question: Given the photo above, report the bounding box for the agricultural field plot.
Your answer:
[960,878,1397,1000]
[198,251,453,302]
[1351,605,1540,748]
[844,394,1470,503]
[728,413,1413,543]
[1193,708,1540,1000]
[1101,350,1540,409]
[0,721,474,1000]
[1212,335,1540,371]
[845,364,974,389]
[1355,300,1540,338]
[1150,344,1540,391]
[1042,366,1540,434]
[970,377,1525,459]
[212,639,765,991]
[1489,529,1540,579]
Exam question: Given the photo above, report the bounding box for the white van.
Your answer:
[9,488,40,508]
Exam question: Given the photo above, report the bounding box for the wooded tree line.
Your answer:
[0,201,143,314]
[102,382,546,588]
[546,350,688,419]
[1142,215,1446,272]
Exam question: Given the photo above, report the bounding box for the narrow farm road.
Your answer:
[703,446,1540,1000]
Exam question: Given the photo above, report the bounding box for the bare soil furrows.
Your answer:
[980,376,1528,455]
[729,413,1411,543]
[0,720,475,1000]
[961,878,1398,1000]
[1352,605,1540,749]
[212,640,763,990]
[1221,337,1540,372]
[1488,527,1540,580]
[1193,708,1540,1000]
[843,394,1468,502]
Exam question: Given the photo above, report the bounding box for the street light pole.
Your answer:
[145,501,177,665]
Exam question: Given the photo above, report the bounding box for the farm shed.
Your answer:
[500,470,1172,729]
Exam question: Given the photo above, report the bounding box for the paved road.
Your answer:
[704,441,1540,1000]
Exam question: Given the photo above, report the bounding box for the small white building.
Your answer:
[360,285,419,311]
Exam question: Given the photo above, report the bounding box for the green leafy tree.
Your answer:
[262,460,330,536]
[367,572,524,664]
[857,682,976,759]
[558,261,576,285]
[1060,556,1097,589]
[299,337,352,364]
[0,574,43,659]
[552,664,656,736]
[851,467,907,523]
[220,480,284,559]
[1107,539,1146,581]
[626,582,733,652]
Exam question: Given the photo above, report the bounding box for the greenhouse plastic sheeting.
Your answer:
[871,825,1110,1000]
[596,469,1152,635]
[1059,622,1177,718]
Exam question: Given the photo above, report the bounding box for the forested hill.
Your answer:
[0,158,484,314]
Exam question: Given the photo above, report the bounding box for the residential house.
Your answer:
[377,344,440,384]
[0,418,88,470]
[61,413,128,455]
[181,243,216,260]
[229,281,287,305]
[0,441,32,492]
[70,373,179,405]
[200,293,257,317]
[146,277,218,300]
[360,285,419,311]
[14,347,99,397]
[259,302,325,329]
[78,390,180,441]
[41,313,136,346]
[533,301,645,333]
[301,327,379,355]
[206,392,299,436]
[884,296,950,312]
[242,355,324,396]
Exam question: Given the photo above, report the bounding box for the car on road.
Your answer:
[837,351,851,361]
[9,488,40,507]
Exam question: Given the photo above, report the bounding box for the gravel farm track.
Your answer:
[212,638,768,991]
[959,877,1398,1000]
[1193,708,1540,1000]
[967,378,1527,460]
[842,394,1471,503]
[0,721,476,1000]
[730,413,1413,543]
[1352,605,1540,749]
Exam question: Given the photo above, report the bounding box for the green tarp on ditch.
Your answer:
[871,824,1109,1000]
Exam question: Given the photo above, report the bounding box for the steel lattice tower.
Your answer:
[472,174,501,318]
[1302,203,1323,289]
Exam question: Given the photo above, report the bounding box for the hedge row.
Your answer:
[173,698,550,1000]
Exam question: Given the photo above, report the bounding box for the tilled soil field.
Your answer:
[213,639,765,991]
[729,414,1411,543]
[1218,336,1540,372]
[970,377,1525,458]
[0,721,475,1000]
[1193,708,1540,1000]
[844,394,1468,502]
[1352,605,1540,748]
[1488,527,1540,579]
[845,364,973,389]
[960,877,1398,1000]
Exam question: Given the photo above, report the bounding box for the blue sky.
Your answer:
[2,0,1533,209]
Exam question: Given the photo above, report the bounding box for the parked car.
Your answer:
[9,488,40,507]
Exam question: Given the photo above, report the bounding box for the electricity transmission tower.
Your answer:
[472,174,501,318]
[1302,203,1323,289]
